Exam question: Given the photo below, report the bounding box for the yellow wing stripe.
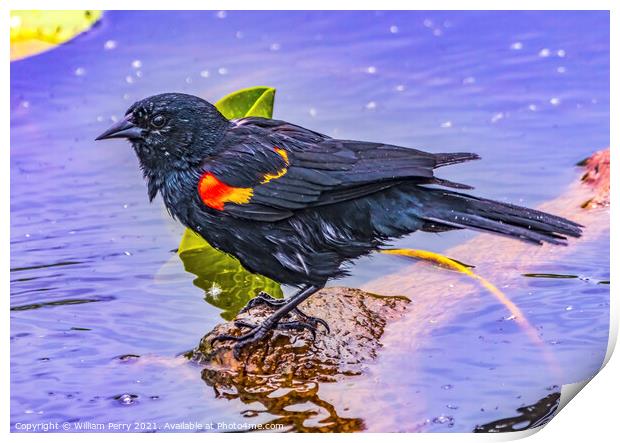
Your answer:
[261,147,290,184]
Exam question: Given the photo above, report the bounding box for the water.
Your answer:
[11,11,609,432]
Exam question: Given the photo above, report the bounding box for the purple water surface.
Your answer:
[11,11,609,432]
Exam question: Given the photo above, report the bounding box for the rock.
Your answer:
[474,392,560,433]
[579,148,610,209]
[190,287,409,381]
[188,287,408,431]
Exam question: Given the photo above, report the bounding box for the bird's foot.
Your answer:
[292,307,330,334]
[210,319,275,359]
[239,293,329,332]
[239,291,287,314]
[211,315,326,359]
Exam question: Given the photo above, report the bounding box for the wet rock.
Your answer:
[579,148,610,209]
[474,392,560,432]
[188,287,408,431]
[190,287,409,381]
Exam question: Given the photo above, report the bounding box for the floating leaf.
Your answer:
[381,248,560,376]
[214,86,275,120]
[182,245,283,321]
[10,10,103,61]
[381,249,535,336]
[178,87,282,318]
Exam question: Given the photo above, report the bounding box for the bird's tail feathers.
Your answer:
[434,152,481,168]
[419,190,583,245]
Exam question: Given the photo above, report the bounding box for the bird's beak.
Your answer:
[95,117,143,141]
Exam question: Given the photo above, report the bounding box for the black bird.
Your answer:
[96,93,582,354]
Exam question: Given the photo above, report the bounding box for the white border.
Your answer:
[3,1,616,441]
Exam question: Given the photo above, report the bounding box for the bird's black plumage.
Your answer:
[96,92,582,354]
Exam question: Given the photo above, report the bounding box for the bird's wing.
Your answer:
[197,118,479,221]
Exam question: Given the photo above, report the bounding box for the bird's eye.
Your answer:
[151,115,166,128]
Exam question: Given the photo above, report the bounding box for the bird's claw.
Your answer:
[292,307,331,333]
[275,320,318,340]
[239,291,287,314]
[211,322,273,359]
[238,293,329,333]
[210,315,327,359]
[211,287,328,359]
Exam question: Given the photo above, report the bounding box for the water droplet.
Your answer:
[423,19,433,28]
[104,40,117,50]
[21,100,30,108]
[565,305,573,311]
[510,42,523,50]
[528,104,538,111]
[309,108,317,117]
[185,76,192,84]
[395,84,405,92]
[557,66,566,74]
[125,75,134,84]
[365,101,377,110]
[557,49,566,57]
[441,384,453,390]
[235,31,244,39]
[539,48,551,57]
[218,67,228,75]
[115,393,138,405]
[200,70,210,78]
[389,25,399,33]
[550,97,561,106]
[366,66,377,74]
[123,251,132,256]
[491,112,504,123]
[269,42,281,51]
[432,415,454,425]
[462,76,476,85]
[216,11,227,19]
[74,67,86,76]
[433,28,443,37]
[446,404,459,410]
[131,59,142,69]
[440,121,452,128]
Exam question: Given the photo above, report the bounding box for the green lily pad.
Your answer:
[214,86,275,120]
[178,86,282,319]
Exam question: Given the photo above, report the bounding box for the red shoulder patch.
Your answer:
[198,173,253,211]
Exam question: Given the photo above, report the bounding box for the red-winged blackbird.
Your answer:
[96,93,582,355]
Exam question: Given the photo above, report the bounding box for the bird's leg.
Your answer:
[211,285,323,358]
[239,292,329,332]
[239,291,287,314]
